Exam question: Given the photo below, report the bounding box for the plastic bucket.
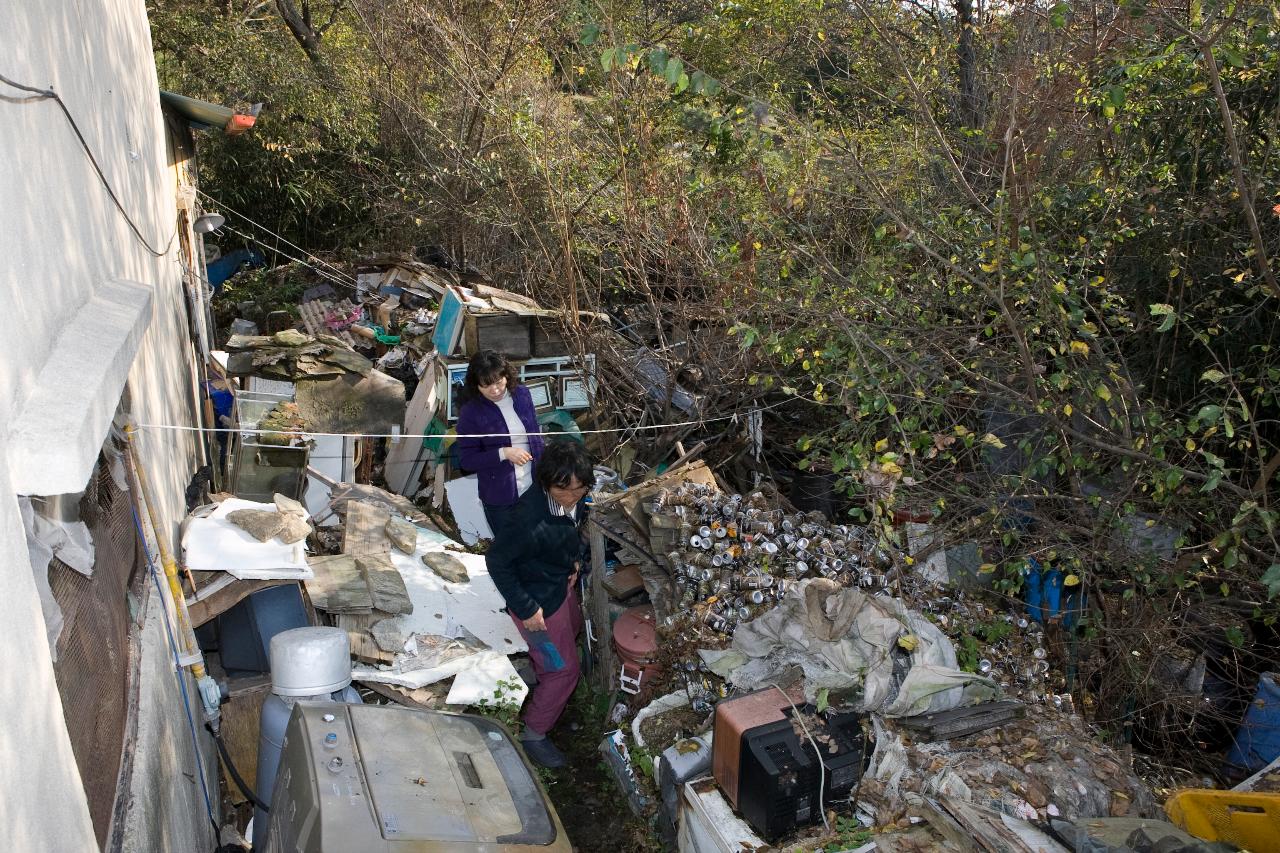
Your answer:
[1226,672,1280,774]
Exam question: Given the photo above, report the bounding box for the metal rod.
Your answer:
[124,424,206,680]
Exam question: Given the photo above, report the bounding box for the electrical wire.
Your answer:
[766,682,832,833]
[1,72,176,257]
[129,502,220,842]
[134,397,790,440]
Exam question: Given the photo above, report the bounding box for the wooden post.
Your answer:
[589,523,617,694]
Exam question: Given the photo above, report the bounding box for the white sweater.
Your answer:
[495,392,533,496]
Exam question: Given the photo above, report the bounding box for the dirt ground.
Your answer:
[543,684,665,852]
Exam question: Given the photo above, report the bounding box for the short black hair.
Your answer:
[536,440,595,491]
[462,350,519,403]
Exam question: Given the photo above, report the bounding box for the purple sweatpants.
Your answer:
[511,586,583,735]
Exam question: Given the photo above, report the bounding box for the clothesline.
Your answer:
[133,408,751,441]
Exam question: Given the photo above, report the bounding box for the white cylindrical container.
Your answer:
[269,626,352,697]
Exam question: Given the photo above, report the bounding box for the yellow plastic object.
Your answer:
[1165,788,1280,849]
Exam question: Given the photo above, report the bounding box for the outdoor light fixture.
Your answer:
[193,213,225,234]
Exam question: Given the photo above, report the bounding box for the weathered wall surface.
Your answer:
[0,1,215,850]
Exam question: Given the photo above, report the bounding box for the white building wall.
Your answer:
[0,1,215,851]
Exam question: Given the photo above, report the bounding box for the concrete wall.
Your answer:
[0,1,215,850]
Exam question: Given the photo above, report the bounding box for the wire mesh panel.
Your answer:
[49,453,145,849]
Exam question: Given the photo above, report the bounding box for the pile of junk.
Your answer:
[175,479,575,852]
[581,461,1279,852]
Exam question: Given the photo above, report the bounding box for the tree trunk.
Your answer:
[275,0,328,70]
[955,0,981,129]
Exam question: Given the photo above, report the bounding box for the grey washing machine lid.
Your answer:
[347,704,556,846]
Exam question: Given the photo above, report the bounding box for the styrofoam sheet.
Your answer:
[384,526,527,654]
[443,475,493,544]
[678,780,765,853]
[446,651,528,705]
[181,497,313,581]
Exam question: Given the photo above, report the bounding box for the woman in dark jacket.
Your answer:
[455,350,545,538]
[486,441,594,768]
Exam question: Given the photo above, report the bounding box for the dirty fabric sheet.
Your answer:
[701,578,997,716]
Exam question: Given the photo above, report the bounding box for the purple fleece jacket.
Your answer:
[455,384,546,507]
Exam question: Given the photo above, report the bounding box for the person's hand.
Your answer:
[522,608,546,632]
[567,561,581,589]
[502,447,533,466]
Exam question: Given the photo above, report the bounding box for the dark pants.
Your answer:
[483,502,514,541]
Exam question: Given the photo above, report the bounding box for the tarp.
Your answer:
[700,578,998,716]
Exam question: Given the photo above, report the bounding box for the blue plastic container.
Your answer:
[217,584,308,674]
[1023,559,1082,628]
[1226,672,1280,774]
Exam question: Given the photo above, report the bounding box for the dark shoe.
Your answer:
[521,736,567,768]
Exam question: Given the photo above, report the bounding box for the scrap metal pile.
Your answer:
[649,482,893,633]
[597,473,1072,713]
[588,465,1162,850]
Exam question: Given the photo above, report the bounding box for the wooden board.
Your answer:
[364,680,455,712]
[186,577,289,627]
[216,679,271,805]
[340,501,397,662]
[337,610,395,664]
[588,524,619,694]
[532,316,571,357]
[462,311,532,359]
[382,355,442,496]
[339,500,391,561]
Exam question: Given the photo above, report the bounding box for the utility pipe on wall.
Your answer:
[124,424,222,724]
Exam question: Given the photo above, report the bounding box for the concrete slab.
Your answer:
[9,278,152,495]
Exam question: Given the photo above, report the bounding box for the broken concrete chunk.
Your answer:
[227,509,286,542]
[422,551,469,584]
[385,516,419,554]
[272,329,312,347]
[370,619,407,653]
[277,513,312,544]
[357,554,413,615]
[304,554,372,613]
[273,493,308,518]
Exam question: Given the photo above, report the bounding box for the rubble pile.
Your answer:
[600,476,1077,718]
[864,708,1157,826]
[587,466,1168,850]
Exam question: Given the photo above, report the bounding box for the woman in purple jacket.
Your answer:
[455,350,545,538]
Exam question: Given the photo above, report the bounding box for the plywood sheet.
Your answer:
[217,680,270,805]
